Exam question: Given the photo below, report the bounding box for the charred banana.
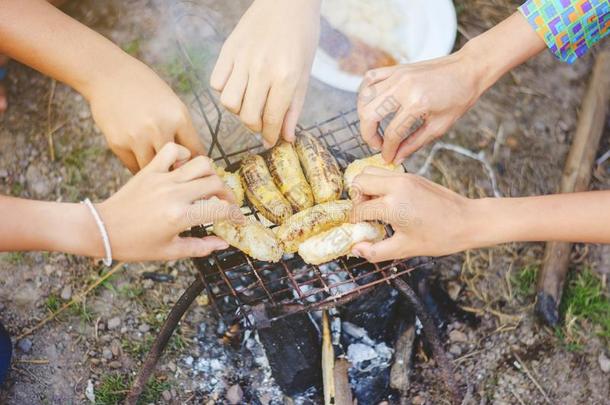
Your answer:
[266,141,314,211]
[344,154,404,199]
[241,154,293,224]
[298,222,385,265]
[275,200,353,253]
[215,166,245,206]
[295,131,343,204]
[212,217,283,262]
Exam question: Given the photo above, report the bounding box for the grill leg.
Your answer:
[125,277,205,405]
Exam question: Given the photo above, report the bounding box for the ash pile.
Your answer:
[188,258,479,404]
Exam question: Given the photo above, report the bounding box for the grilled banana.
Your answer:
[266,141,314,211]
[215,166,245,206]
[344,154,404,199]
[212,217,283,262]
[295,131,343,204]
[275,200,353,253]
[298,222,385,265]
[241,154,293,224]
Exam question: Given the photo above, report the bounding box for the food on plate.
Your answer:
[241,154,293,224]
[295,132,343,204]
[298,222,386,265]
[266,141,314,211]
[215,165,245,207]
[212,217,283,263]
[319,0,408,75]
[275,200,353,253]
[344,153,404,199]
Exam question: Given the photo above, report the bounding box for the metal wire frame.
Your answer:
[172,20,428,327]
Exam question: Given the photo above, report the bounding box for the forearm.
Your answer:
[0,196,103,258]
[0,0,140,100]
[461,11,547,96]
[468,191,610,247]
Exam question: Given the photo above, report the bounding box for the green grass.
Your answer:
[121,335,154,359]
[45,294,61,313]
[94,373,170,405]
[512,264,538,298]
[122,39,141,56]
[70,300,93,323]
[4,252,26,265]
[559,267,610,341]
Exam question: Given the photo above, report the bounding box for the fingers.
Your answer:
[351,172,392,199]
[381,108,423,163]
[262,83,295,146]
[210,45,234,91]
[134,143,156,171]
[240,78,271,134]
[113,148,139,174]
[147,142,191,173]
[352,237,402,263]
[176,113,207,159]
[359,66,399,91]
[172,155,214,182]
[350,198,388,223]
[167,235,229,259]
[393,122,442,163]
[282,73,309,143]
[183,175,236,204]
[219,65,248,114]
[187,197,245,227]
[358,87,399,152]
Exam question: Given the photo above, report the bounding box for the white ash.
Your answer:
[343,322,394,373]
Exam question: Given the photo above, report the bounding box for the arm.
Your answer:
[349,169,610,262]
[358,11,546,163]
[0,0,205,172]
[211,0,321,147]
[0,144,242,262]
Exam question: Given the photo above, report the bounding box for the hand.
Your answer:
[358,50,483,164]
[349,167,473,262]
[97,143,243,261]
[211,0,320,147]
[88,59,205,173]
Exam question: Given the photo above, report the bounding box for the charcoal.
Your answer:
[257,313,322,395]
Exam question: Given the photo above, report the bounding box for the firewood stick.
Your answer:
[333,358,353,405]
[536,50,610,326]
[321,310,336,405]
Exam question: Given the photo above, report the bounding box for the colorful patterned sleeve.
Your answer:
[519,0,609,63]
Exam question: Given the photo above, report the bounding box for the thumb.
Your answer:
[148,142,191,172]
[168,235,229,259]
[351,236,402,263]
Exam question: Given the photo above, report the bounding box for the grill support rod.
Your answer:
[391,277,461,404]
[125,277,204,405]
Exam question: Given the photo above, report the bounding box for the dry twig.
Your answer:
[512,351,552,404]
[17,262,125,340]
[46,79,57,161]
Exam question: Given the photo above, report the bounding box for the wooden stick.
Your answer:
[333,358,353,405]
[536,51,610,326]
[321,310,336,405]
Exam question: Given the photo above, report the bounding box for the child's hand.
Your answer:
[210,0,320,147]
[88,60,205,173]
[357,50,482,164]
[97,143,243,261]
[349,167,474,262]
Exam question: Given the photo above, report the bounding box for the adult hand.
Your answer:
[97,143,243,261]
[89,60,205,173]
[349,167,473,262]
[211,0,321,147]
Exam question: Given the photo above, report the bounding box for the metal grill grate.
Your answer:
[174,23,425,327]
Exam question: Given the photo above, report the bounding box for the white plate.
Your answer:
[311,0,457,93]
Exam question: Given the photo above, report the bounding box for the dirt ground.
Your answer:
[0,0,609,404]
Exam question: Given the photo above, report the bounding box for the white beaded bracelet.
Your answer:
[82,198,113,266]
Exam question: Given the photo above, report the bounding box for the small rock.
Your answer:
[449,344,462,356]
[412,395,425,405]
[108,361,122,369]
[17,338,32,353]
[167,361,176,372]
[90,358,100,365]
[0,169,8,178]
[60,285,72,301]
[446,281,461,301]
[85,379,95,403]
[449,330,468,343]
[138,324,150,333]
[107,317,121,330]
[226,384,243,405]
[142,279,154,289]
[25,164,51,197]
[161,390,172,402]
[599,352,610,373]
[102,348,113,360]
[110,339,121,357]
